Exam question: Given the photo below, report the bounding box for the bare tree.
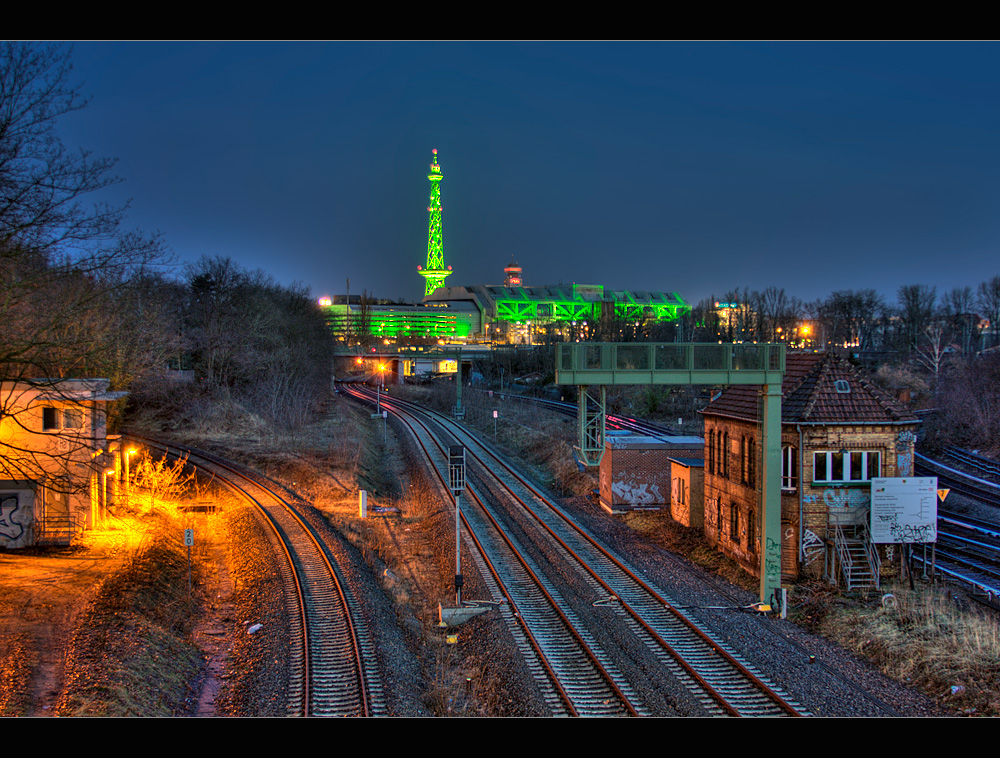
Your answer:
[0,43,169,493]
[942,286,980,357]
[914,322,952,381]
[977,275,1000,350]
[817,289,885,351]
[1,44,169,385]
[756,287,803,343]
[897,284,937,354]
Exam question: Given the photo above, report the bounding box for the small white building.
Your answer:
[0,379,126,548]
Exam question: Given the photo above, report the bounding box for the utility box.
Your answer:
[598,432,703,514]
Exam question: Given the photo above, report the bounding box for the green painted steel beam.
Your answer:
[576,385,606,467]
[554,341,786,608]
[760,383,783,607]
[419,149,452,296]
[555,342,785,386]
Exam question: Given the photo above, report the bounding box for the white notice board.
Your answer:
[870,477,938,544]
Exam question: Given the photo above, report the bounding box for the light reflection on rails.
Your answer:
[125,433,379,717]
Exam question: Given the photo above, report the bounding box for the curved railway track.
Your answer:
[125,433,383,717]
[345,386,806,717]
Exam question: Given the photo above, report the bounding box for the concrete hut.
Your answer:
[1,379,126,548]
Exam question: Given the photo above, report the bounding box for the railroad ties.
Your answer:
[128,434,383,717]
[344,387,807,717]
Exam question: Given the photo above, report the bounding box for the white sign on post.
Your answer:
[870,477,938,544]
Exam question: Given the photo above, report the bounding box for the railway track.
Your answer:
[910,452,1000,605]
[125,433,384,717]
[345,386,806,717]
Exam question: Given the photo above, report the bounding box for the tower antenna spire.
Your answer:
[418,148,452,296]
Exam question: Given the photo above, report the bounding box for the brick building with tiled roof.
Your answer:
[699,352,920,586]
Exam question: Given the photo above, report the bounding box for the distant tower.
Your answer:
[504,260,522,287]
[418,149,452,296]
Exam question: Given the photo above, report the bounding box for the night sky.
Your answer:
[60,41,1000,308]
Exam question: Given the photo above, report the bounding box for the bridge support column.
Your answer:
[576,385,606,467]
[760,383,783,608]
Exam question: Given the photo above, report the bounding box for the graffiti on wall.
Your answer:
[0,495,24,541]
[896,431,917,476]
[802,529,824,565]
[765,536,781,583]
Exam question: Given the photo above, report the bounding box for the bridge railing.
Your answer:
[555,342,785,385]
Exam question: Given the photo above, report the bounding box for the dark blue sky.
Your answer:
[62,42,1000,307]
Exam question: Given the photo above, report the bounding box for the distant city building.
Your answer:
[318,152,691,346]
[425,274,690,344]
[504,260,522,287]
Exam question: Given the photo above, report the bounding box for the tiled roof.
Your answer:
[700,352,919,425]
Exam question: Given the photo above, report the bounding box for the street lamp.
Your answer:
[125,448,138,508]
[376,362,386,414]
[102,467,115,523]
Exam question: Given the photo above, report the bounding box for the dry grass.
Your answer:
[621,511,760,594]
[819,584,1000,715]
[55,508,215,716]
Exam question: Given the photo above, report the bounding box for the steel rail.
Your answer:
[355,387,804,716]
[363,395,637,716]
[126,433,372,717]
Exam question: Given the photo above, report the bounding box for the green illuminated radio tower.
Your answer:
[418,149,452,296]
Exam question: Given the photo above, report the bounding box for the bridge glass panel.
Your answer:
[692,344,727,370]
[654,344,688,370]
[585,345,603,369]
[732,344,765,371]
[616,345,649,370]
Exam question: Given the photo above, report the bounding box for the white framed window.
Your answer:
[782,445,798,491]
[813,450,881,483]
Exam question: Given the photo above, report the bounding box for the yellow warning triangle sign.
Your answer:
[937,489,950,501]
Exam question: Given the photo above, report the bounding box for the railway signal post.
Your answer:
[449,445,466,605]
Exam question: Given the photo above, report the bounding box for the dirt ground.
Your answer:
[0,526,141,715]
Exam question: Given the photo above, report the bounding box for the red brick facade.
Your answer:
[700,353,919,581]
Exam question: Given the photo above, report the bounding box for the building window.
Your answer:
[741,436,756,487]
[42,407,59,431]
[782,446,798,490]
[708,430,715,474]
[715,498,722,535]
[723,432,730,479]
[717,432,724,477]
[747,506,756,551]
[41,406,85,432]
[730,503,740,544]
[813,450,882,483]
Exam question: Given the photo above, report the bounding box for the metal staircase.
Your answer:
[832,521,881,591]
[35,513,86,546]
